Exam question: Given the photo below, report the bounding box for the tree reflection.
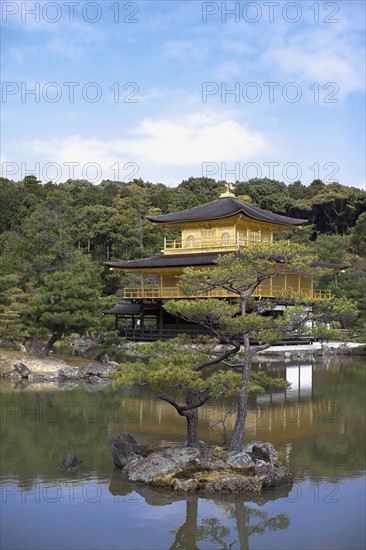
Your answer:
[110,472,291,550]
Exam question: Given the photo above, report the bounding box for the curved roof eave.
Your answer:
[105,254,349,271]
[146,197,308,227]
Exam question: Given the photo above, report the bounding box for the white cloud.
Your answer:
[266,30,365,96]
[212,10,365,98]
[16,110,269,184]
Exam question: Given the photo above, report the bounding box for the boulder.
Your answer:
[259,466,293,488]
[253,459,272,475]
[60,454,82,471]
[242,441,279,463]
[58,367,80,380]
[79,363,117,378]
[13,362,31,378]
[106,361,120,369]
[110,432,149,468]
[125,446,202,483]
[173,479,198,492]
[74,338,94,351]
[204,475,263,493]
[227,451,255,467]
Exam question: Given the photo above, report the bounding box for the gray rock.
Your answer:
[110,433,149,468]
[106,361,120,369]
[125,446,202,483]
[74,338,94,351]
[259,466,293,488]
[79,363,117,378]
[174,479,198,492]
[13,362,31,378]
[227,451,255,467]
[242,441,279,463]
[58,367,80,380]
[60,454,82,471]
[253,460,274,475]
[204,475,262,493]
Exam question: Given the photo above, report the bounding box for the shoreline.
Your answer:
[253,340,365,362]
[0,341,364,392]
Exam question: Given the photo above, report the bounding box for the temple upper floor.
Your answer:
[163,221,274,254]
[146,195,308,255]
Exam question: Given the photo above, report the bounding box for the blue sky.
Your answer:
[1,0,365,188]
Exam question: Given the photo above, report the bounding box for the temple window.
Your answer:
[186,235,196,248]
[201,229,215,242]
[221,232,231,246]
[248,230,261,243]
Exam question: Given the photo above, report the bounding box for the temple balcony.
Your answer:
[122,286,332,300]
[163,236,273,254]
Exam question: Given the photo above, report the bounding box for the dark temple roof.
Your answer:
[146,197,308,227]
[105,252,221,270]
[105,253,348,271]
[103,301,141,315]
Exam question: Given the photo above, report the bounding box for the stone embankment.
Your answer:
[109,433,293,494]
[253,341,365,363]
[0,352,119,390]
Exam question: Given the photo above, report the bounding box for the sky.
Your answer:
[1,0,365,189]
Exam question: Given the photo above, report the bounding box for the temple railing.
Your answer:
[122,286,332,300]
[163,236,271,253]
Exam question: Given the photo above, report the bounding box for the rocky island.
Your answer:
[109,433,293,494]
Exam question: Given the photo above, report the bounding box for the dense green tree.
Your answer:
[289,182,365,234]
[287,180,308,200]
[0,178,22,232]
[312,234,350,264]
[24,256,102,356]
[235,178,291,213]
[350,212,366,257]
[174,178,221,210]
[330,258,366,328]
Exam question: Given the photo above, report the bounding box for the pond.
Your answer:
[0,356,365,550]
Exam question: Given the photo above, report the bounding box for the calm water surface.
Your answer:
[0,356,365,550]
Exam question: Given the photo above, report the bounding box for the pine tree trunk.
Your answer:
[39,326,64,357]
[29,334,40,353]
[184,392,200,448]
[185,409,200,448]
[229,344,252,452]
